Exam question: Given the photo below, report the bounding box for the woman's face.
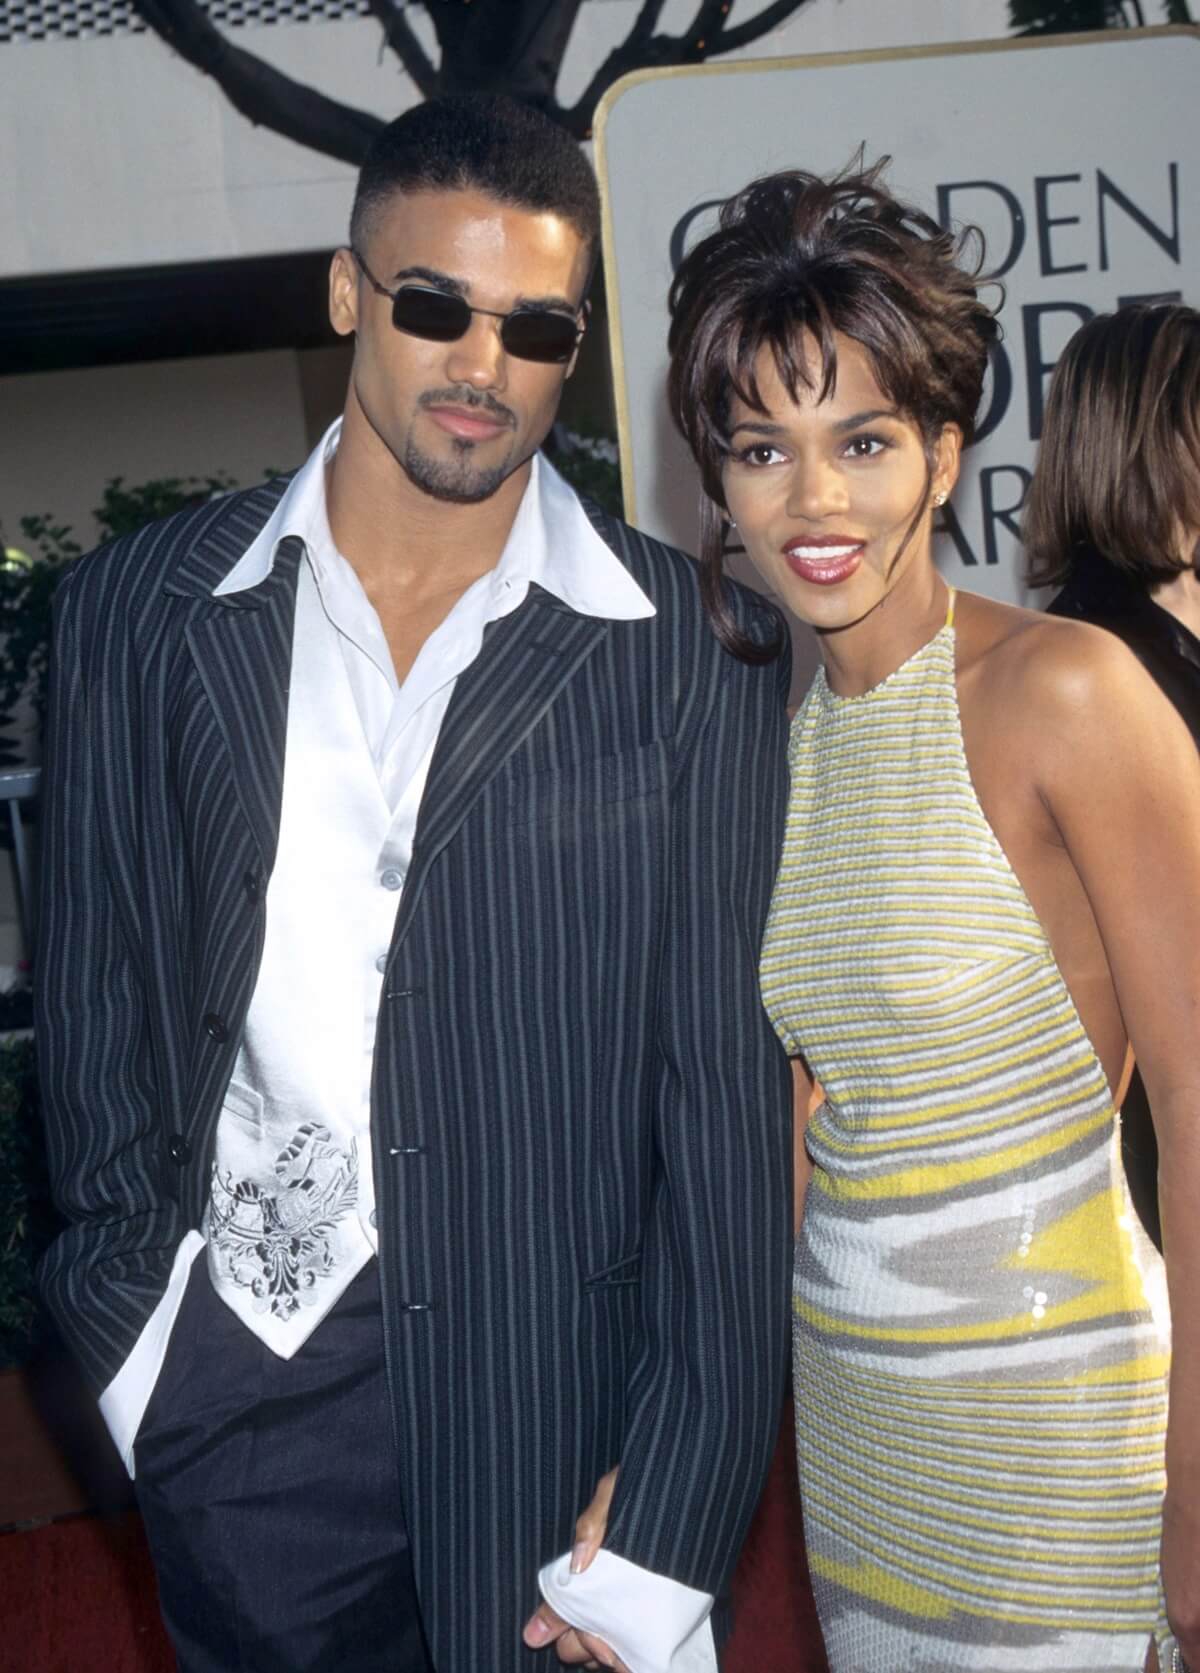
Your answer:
[721,333,960,631]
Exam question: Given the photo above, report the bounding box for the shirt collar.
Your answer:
[214,419,341,597]
[214,419,655,623]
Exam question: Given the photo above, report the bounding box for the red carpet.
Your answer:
[5,1510,173,1673]
[726,1399,829,1673]
[6,1401,827,1672]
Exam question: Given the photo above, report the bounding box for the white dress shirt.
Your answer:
[98,419,717,1672]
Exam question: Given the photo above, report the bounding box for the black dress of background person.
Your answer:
[1026,302,1200,1253]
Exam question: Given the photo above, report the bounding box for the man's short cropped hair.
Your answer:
[350,93,601,269]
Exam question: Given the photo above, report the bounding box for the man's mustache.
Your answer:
[418,387,517,429]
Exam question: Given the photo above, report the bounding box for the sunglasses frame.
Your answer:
[349,248,586,365]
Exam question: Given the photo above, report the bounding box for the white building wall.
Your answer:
[0,349,308,551]
[3,0,1011,281]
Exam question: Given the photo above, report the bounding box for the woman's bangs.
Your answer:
[723,291,837,423]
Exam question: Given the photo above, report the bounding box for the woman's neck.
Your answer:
[819,564,951,698]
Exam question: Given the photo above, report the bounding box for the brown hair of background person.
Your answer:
[1024,302,1200,1256]
[1025,302,1200,592]
[666,156,999,662]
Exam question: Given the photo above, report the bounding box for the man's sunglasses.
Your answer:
[350,249,585,365]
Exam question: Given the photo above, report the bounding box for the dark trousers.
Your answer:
[134,1258,434,1673]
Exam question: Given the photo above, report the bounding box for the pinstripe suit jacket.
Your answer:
[36,472,794,1671]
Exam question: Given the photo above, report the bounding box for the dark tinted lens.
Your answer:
[391,287,471,342]
[500,311,580,364]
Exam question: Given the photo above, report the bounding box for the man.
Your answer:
[37,94,792,1673]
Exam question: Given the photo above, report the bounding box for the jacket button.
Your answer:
[243,870,261,903]
[167,1134,192,1165]
[203,1012,229,1042]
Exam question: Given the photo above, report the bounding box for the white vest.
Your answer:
[203,562,419,1357]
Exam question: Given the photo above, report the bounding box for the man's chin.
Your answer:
[403,438,517,505]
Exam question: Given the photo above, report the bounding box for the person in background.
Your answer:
[1026,302,1200,1253]
[1030,304,1200,740]
[573,160,1200,1672]
[35,94,793,1673]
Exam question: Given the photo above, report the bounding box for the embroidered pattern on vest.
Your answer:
[207,1125,359,1320]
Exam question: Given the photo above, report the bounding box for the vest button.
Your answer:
[167,1134,192,1165]
[243,869,261,903]
[203,1012,229,1042]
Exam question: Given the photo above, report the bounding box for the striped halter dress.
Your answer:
[760,595,1172,1672]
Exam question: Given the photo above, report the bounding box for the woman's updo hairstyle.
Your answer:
[667,156,1000,660]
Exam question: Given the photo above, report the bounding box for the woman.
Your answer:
[1026,305,1200,1256]
[577,166,1200,1672]
[1028,304,1200,742]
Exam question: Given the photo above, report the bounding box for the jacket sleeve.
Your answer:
[36,577,182,1394]
[601,624,794,1596]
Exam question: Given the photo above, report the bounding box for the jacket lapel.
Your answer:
[163,482,609,916]
[165,484,300,874]
[393,589,608,937]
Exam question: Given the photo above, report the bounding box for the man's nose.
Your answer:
[445,313,508,391]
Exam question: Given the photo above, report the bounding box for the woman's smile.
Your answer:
[781,535,865,586]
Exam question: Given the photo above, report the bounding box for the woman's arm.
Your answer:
[1031,626,1200,1666]
[793,1058,818,1239]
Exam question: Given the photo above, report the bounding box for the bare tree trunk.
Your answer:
[133,0,817,163]
[434,0,590,104]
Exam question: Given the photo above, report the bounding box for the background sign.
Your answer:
[595,29,1199,692]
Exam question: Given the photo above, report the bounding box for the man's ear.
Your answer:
[563,299,590,383]
[329,248,359,339]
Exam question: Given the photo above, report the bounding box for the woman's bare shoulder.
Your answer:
[953,588,1155,727]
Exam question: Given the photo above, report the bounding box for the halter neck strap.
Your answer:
[945,587,957,629]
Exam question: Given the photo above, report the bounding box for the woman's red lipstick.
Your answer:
[782,535,864,586]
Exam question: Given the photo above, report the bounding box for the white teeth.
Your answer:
[789,544,859,560]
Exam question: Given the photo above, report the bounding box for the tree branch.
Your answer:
[628,0,670,51]
[678,0,729,51]
[716,0,819,54]
[563,0,815,134]
[365,0,438,98]
[133,0,383,166]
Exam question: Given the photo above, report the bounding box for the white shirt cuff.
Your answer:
[97,1230,206,1477]
[538,1546,716,1673]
